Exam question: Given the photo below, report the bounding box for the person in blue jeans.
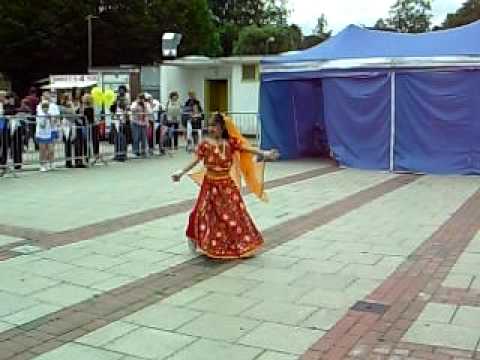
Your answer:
[131,94,151,157]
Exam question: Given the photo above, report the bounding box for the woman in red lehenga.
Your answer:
[171,113,279,259]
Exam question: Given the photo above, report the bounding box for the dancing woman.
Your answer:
[172,113,279,259]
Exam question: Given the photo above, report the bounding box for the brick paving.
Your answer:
[0,175,417,360]
[2,157,480,360]
[301,188,480,360]
[0,166,339,262]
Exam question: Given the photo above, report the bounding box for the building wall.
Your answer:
[160,63,260,113]
[160,66,194,106]
[141,66,161,99]
[230,63,260,113]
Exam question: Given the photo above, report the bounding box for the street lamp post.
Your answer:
[86,15,99,70]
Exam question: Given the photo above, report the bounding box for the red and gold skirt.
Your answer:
[186,174,263,259]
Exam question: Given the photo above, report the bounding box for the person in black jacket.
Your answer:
[82,94,99,164]
[184,91,202,112]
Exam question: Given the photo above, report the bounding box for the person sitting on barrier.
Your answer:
[184,91,202,113]
[36,101,54,172]
[191,102,203,149]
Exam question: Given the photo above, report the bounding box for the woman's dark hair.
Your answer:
[214,113,229,140]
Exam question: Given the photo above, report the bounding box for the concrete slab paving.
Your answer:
[0,158,479,360]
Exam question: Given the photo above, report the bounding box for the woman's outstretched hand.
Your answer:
[264,149,280,161]
[171,171,182,182]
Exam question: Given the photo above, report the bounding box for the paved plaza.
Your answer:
[0,154,480,360]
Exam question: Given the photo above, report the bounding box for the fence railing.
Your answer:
[0,111,261,176]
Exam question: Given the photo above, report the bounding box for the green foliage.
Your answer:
[208,0,287,26]
[300,34,329,50]
[208,0,288,55]
[314,14,331,36]
[442,0,480,28]
[0,0,220,91]
[233,24,301,55]
[386,0,433,33]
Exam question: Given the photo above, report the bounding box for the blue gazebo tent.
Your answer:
[260,21,480,174]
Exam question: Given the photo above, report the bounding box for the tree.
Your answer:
[373,18,389,30]
[314,14,331,36]
[208,0,287,26]
[0,0,221,92]
[207,0,289,56]
[148,0,221,57]
[233,24,301,55]
[0,0,94,93]
[442,0,480,28]
[386,0,433,33]
[299,35,326,49]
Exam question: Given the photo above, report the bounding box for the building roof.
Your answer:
[163,55,266,67]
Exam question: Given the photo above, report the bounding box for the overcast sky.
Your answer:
[289,0,465,34]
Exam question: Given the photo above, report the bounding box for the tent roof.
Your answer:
[263,21,480,69]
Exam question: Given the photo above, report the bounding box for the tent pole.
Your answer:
[292,95,301,153]
[389,72,396,172]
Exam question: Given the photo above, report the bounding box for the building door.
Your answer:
[205,80,228,114]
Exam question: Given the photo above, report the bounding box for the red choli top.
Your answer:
[196,138,242,172]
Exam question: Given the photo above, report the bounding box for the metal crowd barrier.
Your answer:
[0,111,260,178]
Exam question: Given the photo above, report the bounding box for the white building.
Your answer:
[88,56,263,135]
[159,55,262,114]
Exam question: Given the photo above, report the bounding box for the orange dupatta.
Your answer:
[189,116,268,202]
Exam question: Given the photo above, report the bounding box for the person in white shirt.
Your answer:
[145,93,160,155]
[36,101,54,172]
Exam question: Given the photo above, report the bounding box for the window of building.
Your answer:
[242,64,258,81]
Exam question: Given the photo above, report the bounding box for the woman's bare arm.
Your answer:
[241,145,279,160]
[171,158,200,182]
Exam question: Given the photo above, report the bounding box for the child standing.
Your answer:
[36,101,54,172]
